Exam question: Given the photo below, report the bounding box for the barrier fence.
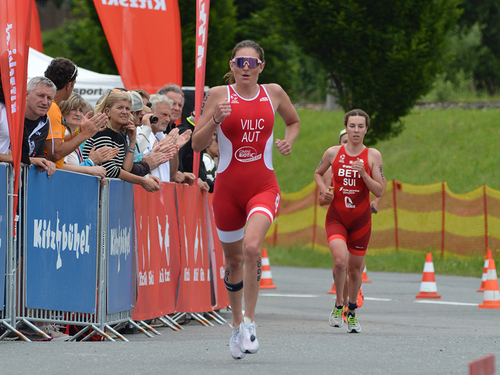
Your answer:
[0,164,229,342]
[4,165,496,341]
[265,180,500,257]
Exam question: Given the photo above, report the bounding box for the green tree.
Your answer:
[232,1,327,101]
[271,0,462,144]
[42,0,118,75]
[456,0,500,94]
[178,0,238,87]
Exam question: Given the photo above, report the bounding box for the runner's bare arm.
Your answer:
[192,87,228,152]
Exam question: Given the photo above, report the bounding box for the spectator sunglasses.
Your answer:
[231,57,262,68]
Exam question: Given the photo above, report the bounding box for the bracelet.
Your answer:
[213,115,221,125]
[74,128,80,136]
[127,148,135,154]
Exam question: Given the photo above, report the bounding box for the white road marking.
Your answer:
[364,297,392,302]
[260,294,477,306]
[261,293,318,298]
[415,300,479,306]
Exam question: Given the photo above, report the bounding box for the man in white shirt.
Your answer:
[136,94,191,182]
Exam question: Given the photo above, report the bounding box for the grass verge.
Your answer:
[266,246,486,277]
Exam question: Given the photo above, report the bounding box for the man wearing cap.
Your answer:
[43,57,107,169]
[127,90,172,176]
[130,90,151,127]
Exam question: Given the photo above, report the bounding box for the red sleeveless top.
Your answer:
[332,145,371,216]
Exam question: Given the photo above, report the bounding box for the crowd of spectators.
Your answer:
[0,56,219,341]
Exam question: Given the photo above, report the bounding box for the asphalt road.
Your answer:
[1,266,498,375]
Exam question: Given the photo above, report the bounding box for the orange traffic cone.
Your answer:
[362,261,372,283]
[327,282,336,294]
[260,248,276,289]
[478,257,500,309]
[416,253,441,299]
[477,249,493,292]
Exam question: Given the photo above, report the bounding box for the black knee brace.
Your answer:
[225,280,243,292]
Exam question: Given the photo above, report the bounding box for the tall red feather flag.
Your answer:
[30,0,43,53]
[0,0,33,219]
[93,0,182,94]
[193,0,210,179]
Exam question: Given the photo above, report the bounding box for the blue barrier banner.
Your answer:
[0,164,7,311]
[26,168,99,313]
[106,179,133,314]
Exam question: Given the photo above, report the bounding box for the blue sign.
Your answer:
[0,164,7,312]
[26,168,99,313]
[106,179,133,314]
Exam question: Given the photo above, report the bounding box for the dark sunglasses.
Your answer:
[231,57,262,68]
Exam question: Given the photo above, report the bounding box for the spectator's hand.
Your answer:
[197,178,210,192]
[176,129,192,149]
[142,113,154,127]
[88,166,107,179]
[183,172,196,186]
[150,175,161,186]
[165,128,179,144]
[124,120,136,143]
[141,175,160,192]
[142,151,168,171]
[172,170,185,184]
[155,136,178,159]
[79,112,108,139]
[88,146,119,165]
[100,178,108,186]
[275,139,292,156]
[30,158,56,178]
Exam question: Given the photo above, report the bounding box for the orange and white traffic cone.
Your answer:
[260,248,276,289]
[478,257,500,309]
[416,253,441,299]
[357,286,364,308]
[327,282,336,294]
[477,249,493,292]
[362,261,372,283]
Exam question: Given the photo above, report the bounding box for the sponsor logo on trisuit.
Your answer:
[344,196,356,209]
[235,146,262,163]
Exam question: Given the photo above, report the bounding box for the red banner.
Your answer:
[207,194,230,310]
[193,0,210,179]
[30,0,43,53]
[175,184,212,313]
[132,182,181,320]
[93,0,182,94]
[0,0,32,215]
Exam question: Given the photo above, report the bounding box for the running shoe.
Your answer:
[229,326,245,359]
[357,286,364,308]
[346,313,361,333]
[329,305,344,328]
[240,317,259,354]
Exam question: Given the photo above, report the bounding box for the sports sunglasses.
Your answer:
[231,57,262,68]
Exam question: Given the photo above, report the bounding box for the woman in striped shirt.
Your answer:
[82,90,160,192]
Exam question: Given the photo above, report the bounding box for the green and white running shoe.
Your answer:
[346,312,361,333]
[329,305,344,328]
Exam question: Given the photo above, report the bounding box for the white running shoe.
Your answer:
[229,326,245,359]
[329,305,344,328]
[240,317,259,354]
[346,313,362,333]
